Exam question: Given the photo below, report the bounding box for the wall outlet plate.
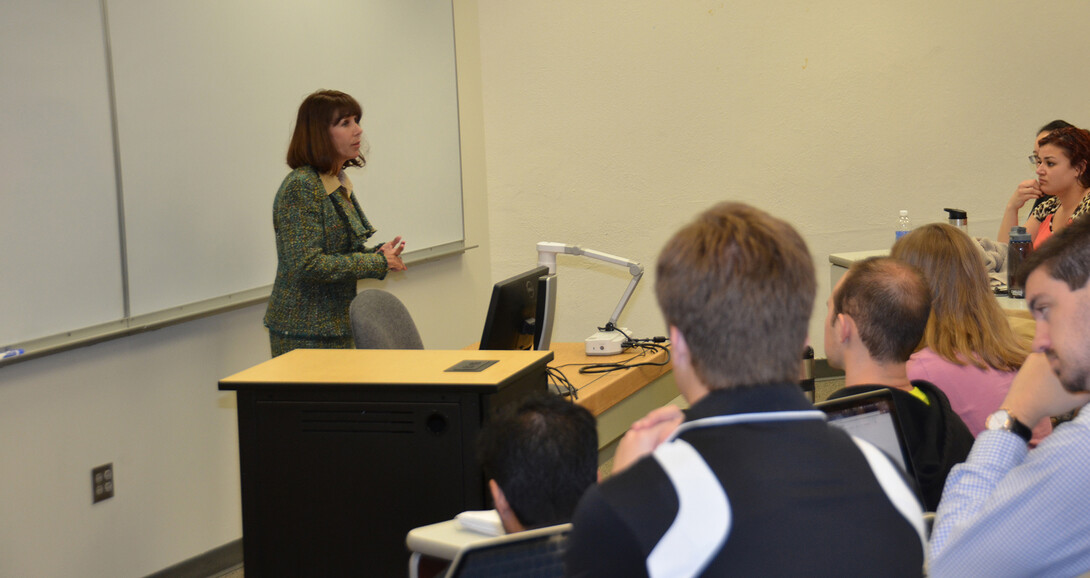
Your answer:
[92,463,114,504]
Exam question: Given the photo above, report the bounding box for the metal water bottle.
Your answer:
[944,208,968,235]
[799,345,815,402]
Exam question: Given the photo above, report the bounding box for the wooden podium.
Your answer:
[219,348,552,577]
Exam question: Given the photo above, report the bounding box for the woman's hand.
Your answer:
[1008,179,1043,211]
[999,180,1044,242]
[379,236,407,271]
[380,236,405,256]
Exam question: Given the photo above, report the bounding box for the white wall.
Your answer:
[7,1,1090,575]
[474,0,1090,358]
[0,2,492,576]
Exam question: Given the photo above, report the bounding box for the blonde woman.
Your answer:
[891,223,1050,443]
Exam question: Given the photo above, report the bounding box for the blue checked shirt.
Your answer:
[929,406,1090,577]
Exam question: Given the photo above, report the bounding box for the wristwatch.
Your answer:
[985,409,1032,443]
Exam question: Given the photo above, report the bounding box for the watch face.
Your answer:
[987,410,1011,430]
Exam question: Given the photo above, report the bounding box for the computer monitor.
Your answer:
[480,266,556,351]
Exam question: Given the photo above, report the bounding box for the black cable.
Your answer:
[592,324,668,353]
[577,342,671,375]
[546,366,578,399]
[626,336,668,344]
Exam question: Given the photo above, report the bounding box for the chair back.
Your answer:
[444,523,570,578]
[349,289,424,349]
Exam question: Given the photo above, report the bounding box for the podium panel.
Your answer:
[220,349,552,577]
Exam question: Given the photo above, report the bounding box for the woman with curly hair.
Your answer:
[998,125,1090,247]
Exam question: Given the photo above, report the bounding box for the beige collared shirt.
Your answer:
[319,171,354,201]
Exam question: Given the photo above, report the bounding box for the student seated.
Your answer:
[565,202,925,577]
[998,122,1090,247]
[477,393,598,533]
[929,216,1090,576]
[892,223,1050,443]
[996,119,1074,243]
[824,256,974,511]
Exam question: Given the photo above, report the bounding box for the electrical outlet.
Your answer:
[92,463,114,504]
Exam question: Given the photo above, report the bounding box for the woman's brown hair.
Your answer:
[1036,126,1090,188]
[286,89,365,174]
[891,223,1029,371]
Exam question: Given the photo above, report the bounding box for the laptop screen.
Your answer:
[817,390,914,478]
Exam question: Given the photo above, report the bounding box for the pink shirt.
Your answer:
[907,348,1051,445]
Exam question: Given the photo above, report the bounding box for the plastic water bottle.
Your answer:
[895,210,911,241]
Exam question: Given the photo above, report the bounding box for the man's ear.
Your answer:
[489,479,524,534]
[837,313,854,344]
[669,326,689,366]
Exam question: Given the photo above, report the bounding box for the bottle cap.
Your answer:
[944,208,967,220]
[899,210,908,217]
[1010,226,1031,243]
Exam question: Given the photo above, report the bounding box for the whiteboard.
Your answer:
[0,0,464,350]
[0,0,124,347]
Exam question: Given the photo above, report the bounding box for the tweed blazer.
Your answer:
[264,166,388,339]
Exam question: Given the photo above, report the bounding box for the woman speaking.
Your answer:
[264,90,407,357]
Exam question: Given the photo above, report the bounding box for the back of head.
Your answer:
[891,223,1028,371]
[833,257,931,364]
[1016,213,1090,292]
[287,89,366,174]
[655,202,815,389]
[1039,119,1074,134]
[477,394,598,529]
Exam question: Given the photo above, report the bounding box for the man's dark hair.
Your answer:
[833,257,931,363]
[1016,214,1090,291]
[477,393,598,529]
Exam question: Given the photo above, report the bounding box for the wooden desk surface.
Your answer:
[547,342,672,417]
[219,344,672,418]
[219,348,553,389]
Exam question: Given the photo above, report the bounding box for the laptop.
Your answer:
[816,389,919,490]
[444,523,570,578]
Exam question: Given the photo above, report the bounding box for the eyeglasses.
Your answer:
[1028,154,1041,166]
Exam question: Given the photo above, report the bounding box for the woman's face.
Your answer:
[329,114,363,168]
[1036,143,1081,194]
